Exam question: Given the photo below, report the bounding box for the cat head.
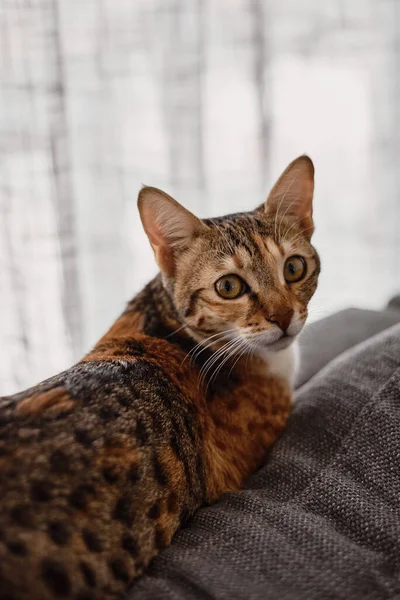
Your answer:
[138,156,320,354]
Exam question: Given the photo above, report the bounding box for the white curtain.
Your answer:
[1,0,399,394]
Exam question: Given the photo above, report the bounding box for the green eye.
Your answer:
[284,256,307,283]
[215,275,246,299]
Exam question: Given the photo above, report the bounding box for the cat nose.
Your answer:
[266,308,294,333]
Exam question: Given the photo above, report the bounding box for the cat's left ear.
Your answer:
[138,186,208,276]
[257,155,315,240]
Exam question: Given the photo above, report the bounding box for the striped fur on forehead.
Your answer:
[169,209,319,342]
[202,212,317,277]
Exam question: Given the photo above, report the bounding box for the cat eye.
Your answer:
[284,256,307,283]
[215,274,247,299]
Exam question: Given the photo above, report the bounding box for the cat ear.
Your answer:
[138,186,208,276]
[259,155,315,240]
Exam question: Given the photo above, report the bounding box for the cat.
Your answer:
[0,155,320,600]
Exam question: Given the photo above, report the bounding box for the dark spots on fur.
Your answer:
[148,501,161,520]
[169,430,194,489]
[170,431,183,460]
[75,593,95,600]
[183,412,196,443]
[99,404,119,421]
[216,440,227,452]
[135,417,148,446]
[184,288,205,318]
[80,455,91,469]
[104,433,123,449]
[126,462,140,484]
[41,558,71,597]
[254,400,265,414]
[213,414,225,428]
[116,393,131,407]
[74,428,93,447]
[10,505,32,528]
[0,444,8,456]
[228,424,242,436]
[50,449,70,474]
[167,492,179,514]
[153,455,168,486]
[239,240,254,257]
[109,558,131,583]
[48,521,70,546]
[150,410,164,435]
[248,421,259,434]
[121,533,139,558]
[79,561,96,588]
[82,529,103,553]
[30,480,52,502]
[7,540,28,556]
[247,293,261,320]
[68,484,96,510]
[0,411,12,428]
[187,401,198,416]
[195,454,205,492]
[227,398,239,411]
[180,506,191,526]
[112,495,134,528]
[123,339,145,356]
[135,560,145,574]
[0,593,17,600]
[154,525,168,550]
[102,465,119,484]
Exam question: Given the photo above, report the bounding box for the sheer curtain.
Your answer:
[1,0,399,394]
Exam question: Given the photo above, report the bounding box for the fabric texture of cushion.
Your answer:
[296,302,400,387]
[129,319,400,600]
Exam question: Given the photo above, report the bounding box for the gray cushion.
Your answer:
[387,295,400,312]
[296,305,400,387]
[130,323,400,600]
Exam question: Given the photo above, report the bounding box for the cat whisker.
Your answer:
[165,313,203,339]
[245,340,258,369]
[227,341,251,378]
[190,334,237,370]
[198,337,239,382]
[182,328,237,366]
[165,322,190,338]
[204,337,244,392]
[182,329,231,358]
[199,337,241,390]
[197,337,237,380]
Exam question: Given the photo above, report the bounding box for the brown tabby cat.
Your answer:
[0,156,319,600]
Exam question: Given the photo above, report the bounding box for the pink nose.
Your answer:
[266,308,294,333]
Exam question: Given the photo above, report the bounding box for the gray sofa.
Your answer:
[129,299,400,600]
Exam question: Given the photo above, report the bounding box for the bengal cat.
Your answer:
[0,156,320,599]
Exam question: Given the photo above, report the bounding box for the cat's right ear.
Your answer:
[138,186,208,276]
[255,155,315,240]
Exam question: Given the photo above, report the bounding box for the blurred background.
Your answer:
[1,0,399,394]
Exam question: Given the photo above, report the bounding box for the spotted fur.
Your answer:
[0,156,320,599]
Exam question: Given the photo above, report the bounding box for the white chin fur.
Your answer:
[260,340,299,389]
